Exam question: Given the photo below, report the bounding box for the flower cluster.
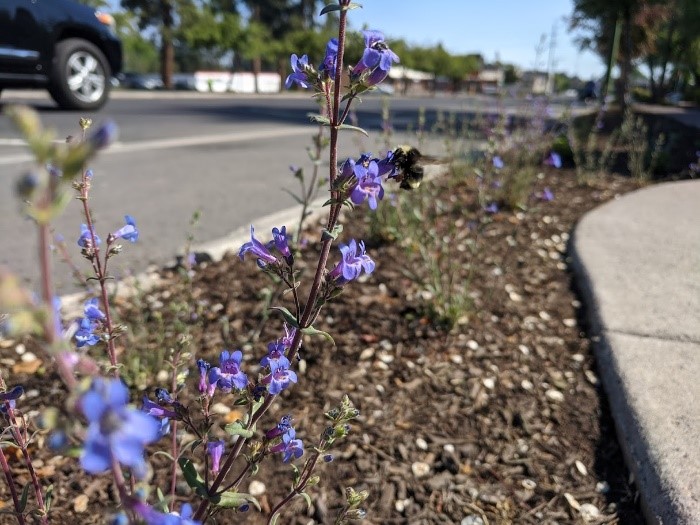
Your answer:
[142,388,182,438]
[260,341,297,394]
[286,30,399,91]
[75,297,105,347]
[239,225,291,268]
[351,30,400,87]
[266,415,304,463]
[198,350,249,397]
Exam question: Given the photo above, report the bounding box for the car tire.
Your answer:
[49,38,111,111]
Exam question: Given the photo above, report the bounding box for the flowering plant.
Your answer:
[0,1,405,524]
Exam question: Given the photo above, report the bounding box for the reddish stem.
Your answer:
[79,182,119,375]
[0,424,26,525]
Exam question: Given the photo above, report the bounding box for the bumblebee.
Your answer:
[390,145,425,190]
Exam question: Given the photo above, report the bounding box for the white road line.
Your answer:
[0,126,311,166]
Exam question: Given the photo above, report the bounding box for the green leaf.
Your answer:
[321,224,343,241]
[224,420,254,438]
[319,4,342,15]
[301,325,335,345]
[44,484,53,513]
[298,491,313,511]
[178,458,206,495]
[308,114,331,126]
[19,483,30,512]
[214,491,261,511]
[270,514,280,525]
[155,487,169,513]
[337,123,369,136]
[269,306,299,328]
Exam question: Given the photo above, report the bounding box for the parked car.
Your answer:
[117,72,164,90]
[578,81,600,102]
[0,0,123,110]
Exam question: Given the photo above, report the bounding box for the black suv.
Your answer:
[0,0,122,110]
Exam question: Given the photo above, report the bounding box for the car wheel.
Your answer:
[49,38,111,110]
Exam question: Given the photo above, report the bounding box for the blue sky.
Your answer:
[346,0,604,79]
[107,0,605,79]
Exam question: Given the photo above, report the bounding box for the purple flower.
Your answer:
[80,378,160,477]
[319,38,339,80]
[352,30,399,87]
[142,397,178,419]
[196,359,214,396]
[75,317,100,347]
[350,160,384,210]
[281,323,296,349]
[328,239,375,284]
[0,385,23,414]
[156,418,170,438]
[270,226,291,257]
[84,297,105,321]
[239,225,277,267]
[88,120,118,150]
[492,156,504,170]
[261,360,297,395]
[208,350,248,392]
[376,150,397,178]
[207,440,225,474]
[484,202,499,214]
[133,502,201,525]
[112,215,139,243]
[78,224,101,248]
[285,54,311,89]
[539,187,555,201]
[545,152,562,168]
[340,157,357,180]
[269,428,304,463]
[265,415,293,439]
[260,341,291,370]
[155,388,174,404]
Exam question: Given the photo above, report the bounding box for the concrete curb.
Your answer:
[570,180,700,524]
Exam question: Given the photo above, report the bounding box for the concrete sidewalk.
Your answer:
[570,179,700,524]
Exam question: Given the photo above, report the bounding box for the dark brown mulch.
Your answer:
[1,168,647,525]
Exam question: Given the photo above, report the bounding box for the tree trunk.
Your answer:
[252,56,261,94]
[160,0,174,90]
[619,6,632,111]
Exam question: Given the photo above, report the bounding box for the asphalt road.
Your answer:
[0,90,578,294]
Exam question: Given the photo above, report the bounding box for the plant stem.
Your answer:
[5,407,47,524]
[0,428,26,525]
[79,186,119,374]
[266,451,322,524]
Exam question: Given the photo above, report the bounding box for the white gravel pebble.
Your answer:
[411,461,430,477]
[545,389,564,402]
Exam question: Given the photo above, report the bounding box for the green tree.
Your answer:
[643,0,700,100]
[113,11,159,73]
[120,0,195,88]
[570,0,679,105]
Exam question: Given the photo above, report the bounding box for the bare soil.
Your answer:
[1,164,654,525]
